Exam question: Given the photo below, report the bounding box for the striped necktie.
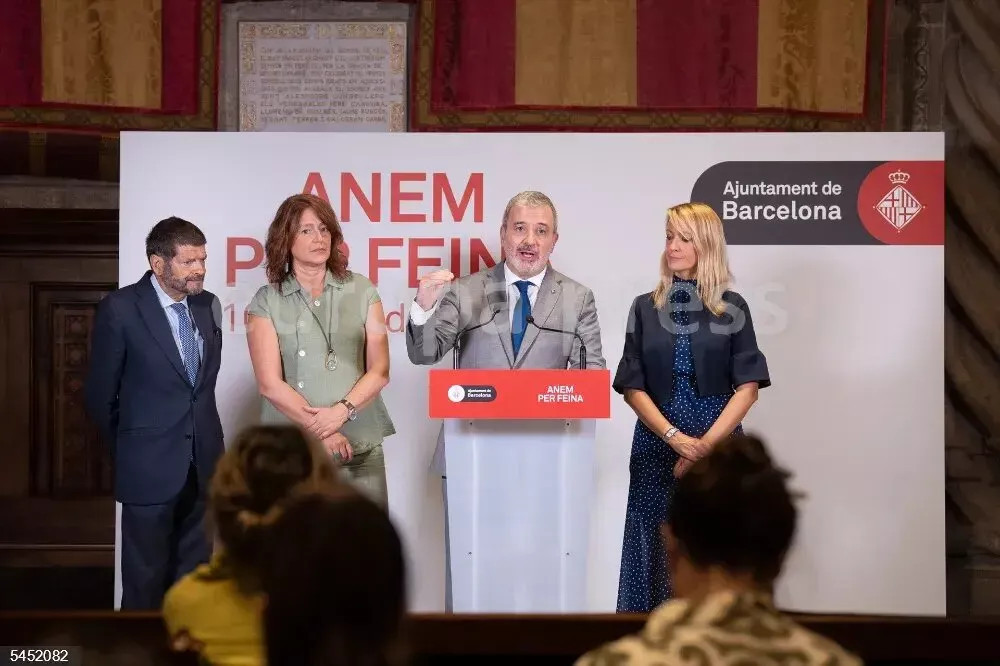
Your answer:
[170,302,200,384]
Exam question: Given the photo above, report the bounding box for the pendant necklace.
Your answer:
[298,290,338,371]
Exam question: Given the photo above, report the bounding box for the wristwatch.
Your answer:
[663,427,679,441]
[337,399,358,421]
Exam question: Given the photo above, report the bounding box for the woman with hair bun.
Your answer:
[578,434,860,666]
[162,424,351,666]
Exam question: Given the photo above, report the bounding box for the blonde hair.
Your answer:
[652,202,732,316]
[501,190,558,232]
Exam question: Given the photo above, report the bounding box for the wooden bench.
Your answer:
[1,611,999,664]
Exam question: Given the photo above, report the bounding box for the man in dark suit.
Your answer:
[85,216,224,610]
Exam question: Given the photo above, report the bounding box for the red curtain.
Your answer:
[412,0,887,131]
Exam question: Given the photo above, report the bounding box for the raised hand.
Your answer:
[415,269,455,310]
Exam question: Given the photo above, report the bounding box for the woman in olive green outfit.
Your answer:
[246,193,395,507]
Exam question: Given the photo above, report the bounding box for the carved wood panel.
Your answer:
[0,209,118,568]
[32,287,114,497]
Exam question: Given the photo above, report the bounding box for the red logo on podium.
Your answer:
[429,369,612,419]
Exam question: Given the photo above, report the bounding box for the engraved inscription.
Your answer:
[238,21,407,131]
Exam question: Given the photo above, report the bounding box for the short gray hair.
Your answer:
[501,190,558,232]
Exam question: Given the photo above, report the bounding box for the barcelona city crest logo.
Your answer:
[874,170,923,232]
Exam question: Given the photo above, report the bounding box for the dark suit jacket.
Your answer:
[85,271,224,505]
[613,290,770,404]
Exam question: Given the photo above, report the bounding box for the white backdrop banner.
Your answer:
[118,131,945,616]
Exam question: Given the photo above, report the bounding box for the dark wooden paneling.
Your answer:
[0,612,998,664]
[0,280,31,496]
[0,209,118,568]
[0,566,114,609]
[0,208,117,256]
[0,613,195,664]
[0,132,29,176]
[32,286,113,497]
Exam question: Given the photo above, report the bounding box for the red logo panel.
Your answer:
[429,369,612,419]
[857,161,944,245]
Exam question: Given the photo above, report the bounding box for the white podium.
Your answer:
[429,368,611,613]
[443,417,596,612]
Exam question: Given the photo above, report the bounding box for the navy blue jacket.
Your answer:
[613,289,770,404]
[85,271,224,505]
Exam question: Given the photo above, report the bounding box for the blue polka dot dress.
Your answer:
[615,278,742,613]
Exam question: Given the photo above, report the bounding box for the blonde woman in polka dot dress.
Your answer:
[612,202,771,613]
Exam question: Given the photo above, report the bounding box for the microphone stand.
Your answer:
[453,308,501,369]
[525,315,587,368]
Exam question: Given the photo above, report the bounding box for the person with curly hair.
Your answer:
[162,424,351,666]
[246,193,396,507]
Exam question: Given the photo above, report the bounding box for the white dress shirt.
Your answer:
[409,263,547,328]
[150,274,204,361]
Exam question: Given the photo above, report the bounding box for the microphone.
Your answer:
[525,315,587,369]
[453,308,501,370]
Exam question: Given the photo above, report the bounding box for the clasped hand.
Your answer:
[303,404,348,440]
[673,457,695,478]
[303,404,353,461]
[664,431,711,478]
[322,431,353,462]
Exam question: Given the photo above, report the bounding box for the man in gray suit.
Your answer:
[405,190,606,610]
[406,189,606,370]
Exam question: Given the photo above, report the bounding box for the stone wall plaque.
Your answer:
[238,21,406,131]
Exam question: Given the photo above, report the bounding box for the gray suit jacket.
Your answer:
[406,262,606,370]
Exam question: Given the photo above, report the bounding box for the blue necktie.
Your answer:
[511,280,532,357]
[170,302,201,385]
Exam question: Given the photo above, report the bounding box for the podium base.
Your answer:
[443,418,596,613]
